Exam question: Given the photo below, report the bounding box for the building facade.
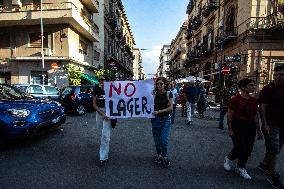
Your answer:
[103,0,135,80]
[168,23,188,81]
[0,0,100,84]
[185,0,284,88]
[157,45,170,78]
[133,48,145,80]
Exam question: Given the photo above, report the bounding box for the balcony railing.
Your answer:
[187,45,202,63]
[186,0,194,15]
[202,0,219,18]
[224,27,237,43]
[186,28,193,40]
[115,28,123,38]
[192,15,203,30]
[0,2,99,37]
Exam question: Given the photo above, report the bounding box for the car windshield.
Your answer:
[45,86,59,95]
[0,85,26,100]
[61,87,74,98]
[29,85,43,94]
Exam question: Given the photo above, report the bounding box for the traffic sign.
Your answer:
[51,63,59,70]
[222,66,230,74]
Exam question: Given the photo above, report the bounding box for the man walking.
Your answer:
[184,81,199,126]
[258,65,284,189]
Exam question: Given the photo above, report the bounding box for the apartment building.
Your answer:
[185,0,284,88]
[156,45,170,78]
[168,23,188,81]
[103,0,135,80]
[133,48,145,80]
[0,0,100,84]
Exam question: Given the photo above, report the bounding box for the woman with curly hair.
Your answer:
[151,77,173,168]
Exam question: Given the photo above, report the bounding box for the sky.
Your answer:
[122,0,188,77]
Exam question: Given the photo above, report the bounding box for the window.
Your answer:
[79,40,88,55]
[29,85,43,94]
[0,0,3,5]
[0,33,10,48]
[44,86,59,95]
[29,32,48,48]
[32,0,40,9]
[94,50,100,61]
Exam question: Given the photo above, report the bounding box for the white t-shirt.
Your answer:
[170,88,178,104]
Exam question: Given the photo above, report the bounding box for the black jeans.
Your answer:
[228,118,257,168]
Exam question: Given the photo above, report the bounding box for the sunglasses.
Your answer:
[156,82,164,86]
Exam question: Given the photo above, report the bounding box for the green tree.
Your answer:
[94,69,115,80]
[64,64,85,85]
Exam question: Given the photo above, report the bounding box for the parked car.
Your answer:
[59,85,98,115]
[13,84,60,101]
[0,84,66,149]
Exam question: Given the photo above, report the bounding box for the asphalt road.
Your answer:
[1,108,283,189]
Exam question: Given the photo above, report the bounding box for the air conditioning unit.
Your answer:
[43,48,52,56]
[12,0,22,7]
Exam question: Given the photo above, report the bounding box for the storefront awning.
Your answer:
[81,74,99,84]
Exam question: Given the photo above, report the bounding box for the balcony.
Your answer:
[185,28,193,40]
[224,27,237,43]
[81,0,99,13]
[202,0,219,18]
[187,45,202,63]
[115,28,123,38]
[186,0,194,15]
[266,10,284,30]
[192,15,202,30]
[0,3,99,41]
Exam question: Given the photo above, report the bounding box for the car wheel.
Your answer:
[76,105,86,115]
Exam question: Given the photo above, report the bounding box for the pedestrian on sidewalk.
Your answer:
[184,81,199,126]
[218,82,238,130]
[151,77,173,168]
[179,83,187,117]
[223,78,260,180]
[258,65,284,189]
[92,76,116,167]
[170,82,178,124]
[197,83,207,118]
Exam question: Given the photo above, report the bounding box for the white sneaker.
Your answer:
[236,168,252,180]
[224,156,232,171]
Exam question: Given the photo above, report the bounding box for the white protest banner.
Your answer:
[104,79,154,118]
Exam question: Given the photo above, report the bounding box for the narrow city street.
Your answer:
[1,108,283,189]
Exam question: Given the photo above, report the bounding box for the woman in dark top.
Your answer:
[151,77,173,168]
[223,78,259,180]
[197,83,207,118]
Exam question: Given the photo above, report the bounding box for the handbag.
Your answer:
[110,119,117,129]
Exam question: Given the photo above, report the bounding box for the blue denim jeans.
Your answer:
[151,115,172,157]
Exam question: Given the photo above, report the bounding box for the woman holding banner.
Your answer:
[151,77,173,168]
[93,76,114,167]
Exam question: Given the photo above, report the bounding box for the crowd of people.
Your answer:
[91,64,284,189]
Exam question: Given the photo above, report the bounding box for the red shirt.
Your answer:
[229,94,258,121]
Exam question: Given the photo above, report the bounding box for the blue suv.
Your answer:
[0,84,66,149]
